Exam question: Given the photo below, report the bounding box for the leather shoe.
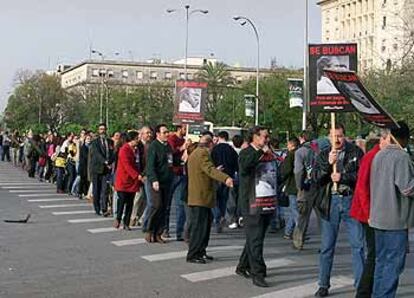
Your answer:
[186,257,206,264]
[235,268,250,279]
[113,220,120,229]
[252,276,269,288]
[202,254,214,261]
[315,287,329,297]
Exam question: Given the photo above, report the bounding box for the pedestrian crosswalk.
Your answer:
[52,210,95,215]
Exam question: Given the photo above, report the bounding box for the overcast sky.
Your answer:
[0,0,321,111]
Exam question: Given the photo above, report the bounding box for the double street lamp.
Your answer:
[167,5,208,80]
[233,16,260,126]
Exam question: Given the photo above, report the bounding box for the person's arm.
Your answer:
[315,149,332,186]
[395,154,414,197]
[199,149,229,183]
[119,147,140,180]
[146,144,158,184]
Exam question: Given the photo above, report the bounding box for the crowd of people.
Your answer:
[1,121,413,297]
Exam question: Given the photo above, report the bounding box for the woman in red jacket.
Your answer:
[114,131,142,230]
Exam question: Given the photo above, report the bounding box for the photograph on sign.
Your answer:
[178,87,202,113]
[174,80,207,123]
[309,43,358,112]
[287,78,303,108]
[324,69,399,128]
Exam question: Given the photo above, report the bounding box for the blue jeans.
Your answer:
[172,175,187,238]
[373,229,407,298]
[318,194,364,289]
[284,195,299,236]
[142,180,153,231]
[212,184,230,225]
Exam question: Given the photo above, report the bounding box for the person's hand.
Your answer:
[152,181,159,192]
[137,175,143,182]
[216,165,224,171]
[328,150,337,165]
[225,177,234,188]
[331,173,341,183]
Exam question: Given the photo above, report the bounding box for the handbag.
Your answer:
[55,156,66,168]
[277,185,290,207]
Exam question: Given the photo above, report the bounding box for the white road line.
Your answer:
[251,276,354,298]
[28,198,78,202]
[52,210,95,215]
[18,193,66,197]
[87,226,140,234]
[181,258,295,283]
[0,183,42,186]
[111,238,147,247]
[39,203,90,208]
[68,218,113,224]
[3,186,54,189]
[10,189,56,193]
[142,245,244,262]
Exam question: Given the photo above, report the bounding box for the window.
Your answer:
[393,44,398,50]
[236,76,243,84]
[179,72,185,80]
[136,71,143,79]
[122,70,129,78]
[381,45,386,52]
[150,71,158,80]
[107,70,114,78]
[382,16,387,29]
[92,69,99,77]
[187,73,194,80]
[99,69,106,77]
[165,72,172,79]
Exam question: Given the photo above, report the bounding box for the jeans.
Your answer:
[71,175,81,196]
[142,179,154,231]
[65,161,77,193]
[172,175,187,238]
[356,223,376,298]
[212,184,230,225]
[372,229,408,298]
[283,195,299,236]
[318,195,364,289]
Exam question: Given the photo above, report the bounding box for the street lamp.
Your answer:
[167,5,208,80]
[303,0,310,131]
[233,16,260,126]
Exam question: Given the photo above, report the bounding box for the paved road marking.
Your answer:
[28,198,78,202]
[3,186,54,189]
[68,218,113,223]
[87,226,141,233]
[251,276,354,298]
[181,258,295,283]
[142,245,244,262]
[111,238,147,247]
[10,189,56,193]
[52,210,95,215]
[18,193,66,197]
[39,203,90,208]
[0,183,43,186]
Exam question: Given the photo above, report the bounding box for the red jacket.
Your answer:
[114,143,141,193]
[350,144,380,223]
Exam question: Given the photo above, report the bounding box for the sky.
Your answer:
[0,0,321,111]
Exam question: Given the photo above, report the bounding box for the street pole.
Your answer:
[233,16,260,125]
[302,0,309,131]
[38,98,41,125]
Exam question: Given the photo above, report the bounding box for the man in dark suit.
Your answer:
[89,123,114,216]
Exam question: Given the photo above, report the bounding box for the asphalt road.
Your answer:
[1,162,414,298]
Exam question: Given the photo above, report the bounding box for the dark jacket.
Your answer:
[89,136,114,175]
[315,141,364,219]
[78,143,90,179]
[146,139,174,185]
[211,142,239,177]
[281,149,298,195]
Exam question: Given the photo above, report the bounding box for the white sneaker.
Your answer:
[238,217,244,227]
[228,222,238,229]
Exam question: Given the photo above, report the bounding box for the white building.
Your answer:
[318,0,414,71]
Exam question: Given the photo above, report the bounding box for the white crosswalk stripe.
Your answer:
[28,198,78,202]
[68,218,113,223]
[18,193,66,197]
[10,189,56,193]
[141,245,244,262]
[39,203,90,208]
[52,210,95,215]
[0,182,44,186]
[251,276,354,298]
[2,186,54,189]
[87,226,141,233]
[111,238,147,246]
[181,258,295,283]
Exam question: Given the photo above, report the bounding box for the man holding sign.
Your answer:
[314,124,364,297]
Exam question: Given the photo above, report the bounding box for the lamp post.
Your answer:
[303,0,309,131]
[167,5,208,80]
[91,50,105,124]
[233,16,260,126]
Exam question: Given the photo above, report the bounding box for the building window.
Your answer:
[179,72,185,80]
[165,72,172,80]
[136,71,143,79]
[92,69,99,77]
[382,16,386,29]
[122,70,129,78]
[187,73,194,80]
[150,71,158,80]
[393,44,398,50]
[107,70,114,78]
[381,46,386,52]
[236,76,243,84]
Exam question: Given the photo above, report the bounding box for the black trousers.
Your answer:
[116,191,135,227]
[237,214,272,278]
[1,145,10,161]
[92,174,108,214]
[187,206,212,260]
[147,183,171,236]
[355,223,375,298]
[65,161,76,193]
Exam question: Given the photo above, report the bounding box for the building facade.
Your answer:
[318,0,414,71]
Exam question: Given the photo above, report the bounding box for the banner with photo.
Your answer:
[324,69,399,129]
[287,78,304,108]
[309,43,358,112]
[174,80,208,123]
[244,94,255,117]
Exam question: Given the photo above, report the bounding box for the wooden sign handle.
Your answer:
[331,113,338,192]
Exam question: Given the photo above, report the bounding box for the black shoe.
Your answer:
[235,268,250,279]
[202,254,214,261]
[176,237,184,242]
[186,257,206,264]
[315,287,329,297]
[252,276,269,288]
